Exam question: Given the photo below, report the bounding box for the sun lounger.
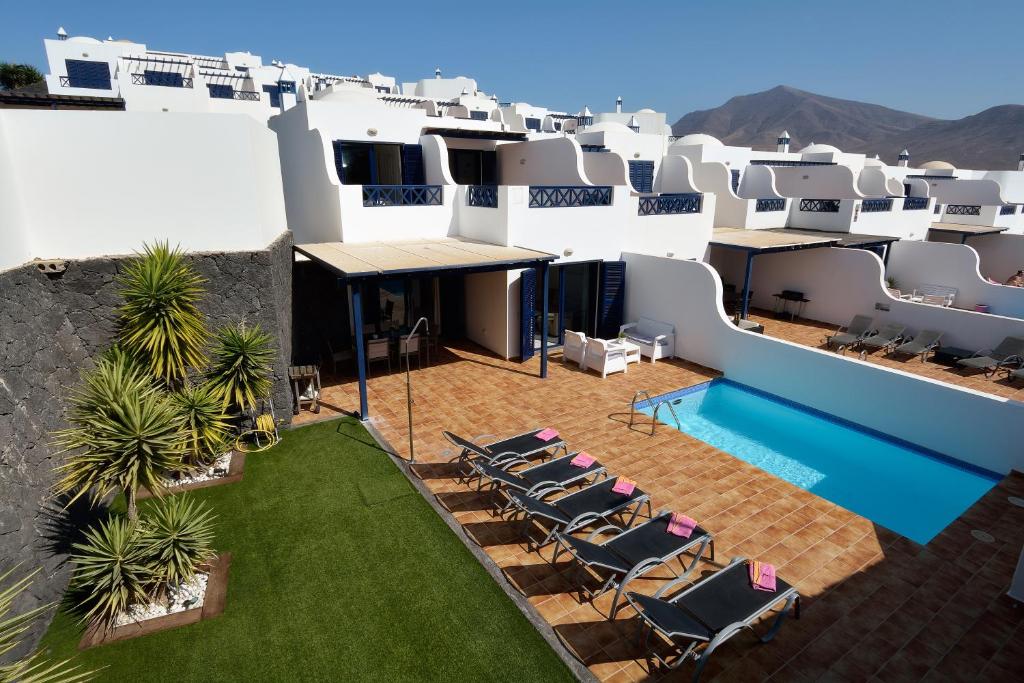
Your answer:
[506,478,652,550]
[625,557,800,681]
[857,323,906,358]
[956,336,1024,377]
[466,452,608,512]
[824,314,874,353]
[553,511,714,618]
[889,329,943,362]
[443,429,568,473]
[1007,365,1024,383]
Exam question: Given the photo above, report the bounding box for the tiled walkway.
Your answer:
[746,309,1024,401]
[295,343,1024,682]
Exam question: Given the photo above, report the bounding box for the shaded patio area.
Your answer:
[296,341,1024,681]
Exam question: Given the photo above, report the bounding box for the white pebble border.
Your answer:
[113,573,209,627]
[162,452,233,489]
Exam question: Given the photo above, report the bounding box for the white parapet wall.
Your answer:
[960,233,1024,284]
[0,109,288,271]
[622,253,1024,475]
[887,240,1024,319]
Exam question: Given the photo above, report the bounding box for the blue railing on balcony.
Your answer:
[576,115,594,127]
[233,90,261,101]
[750,160,837,167]
[362,185,443,207]
[529,186,612,208]
[902,196,929,211]
[799,199,841,213]
[861,198,893,213]
[131,72,193,88]
[59,75,112,89]
[1000,205,1018,215]
[946,204,981,216]
[755,198,786,212]
[637,193,703,216]
[466,185,498,208]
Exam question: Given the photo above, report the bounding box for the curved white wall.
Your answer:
[497,137,589,186]
[968,233,1024,283]
[772,165,865,200]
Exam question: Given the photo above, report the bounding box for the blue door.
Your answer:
[597,261,626,339]
[401,144,425,185]
[520,269,536,361]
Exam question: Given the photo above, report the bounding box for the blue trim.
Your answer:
[637,193,702,215]
[540,262,549,379]
[352,283,369,420]
[861,198,893,213]
[644,378,1003,481]
[755,198,786,212]
[529,186,612,208]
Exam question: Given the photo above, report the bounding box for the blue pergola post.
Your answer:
[557,265,566,346]
[741,251,755,320]
[540,261,549,378]
[351,281,369,420]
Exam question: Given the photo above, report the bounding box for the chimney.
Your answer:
[615,96,622,113]
[776,130,790,154]
[898,148,910,167]
[434,67,441,79]
[57,26,68,40]
[1018,153,1024,172]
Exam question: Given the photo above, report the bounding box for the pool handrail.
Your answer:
[629,390,682,435]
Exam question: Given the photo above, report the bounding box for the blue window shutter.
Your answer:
[262,84,281,107]
[401,144,425,185]
[730,169,741,193]
[331,141,346,183]
[597,261,626,339]
[207,83,233,99]
[65,59,111,89]
[143,70,184,87]
[519,269,537,361]
[628,160,654,193]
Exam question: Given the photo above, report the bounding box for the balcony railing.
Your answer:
[233,90,260,101]
[1000,205,1018,215]
[861,198,893,213]
[799,199,841,213]
[131,72,193,88]
[750,160,836,167]
[466,185,498,208]
[362,185,443,207]
[529,186,611,208]
[576,115,594,127]
[59,76,111,89]
[637,193,703,216]
[946,204,981,216]
[902,196,929,211]
[755,198,786,212]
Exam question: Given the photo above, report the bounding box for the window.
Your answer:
[262,84,282,107]
[143,70,184,87]
[469,110,488,121]
[278,81,296,94]
[525,117,541,131]
[628,160,654,193]
[64,59,111,89]
[207,83,233,99]
[448,149,497,185]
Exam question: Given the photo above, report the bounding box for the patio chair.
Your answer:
[466,452,608,512]
[366,338,390,375]
[889,329,944,362]
[956,336,1024,377]
[584,337,628,378]
[824,314,874,353]
[553,511,714,618]
[562,330,587,368]
[857,323,906,358]
[506,478,652,550]
[443,429,568,471]
[625,557,800,681]
[399,334,422,370]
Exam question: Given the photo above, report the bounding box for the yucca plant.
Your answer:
[170,382,232,466]
[0,567,94,683]
[141,496,216,591]
[207,322,275,414]
[69,517,154,631]
[116,242,208,387]
[66,347,157,421]
[55,385,187,522]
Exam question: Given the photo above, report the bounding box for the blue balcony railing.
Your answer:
[902,196,929,211]
[750,160,836,167]
[755,198,786,212]
[799,199,841,213]
[946,204,981,216]
[861,198,893,213]
[131,72,193,88]
[59,75,111,89]
[1000,205,1017,215]
[362,185,443,207]
[466,185,498,208]
[529,186,611,208]
[576,115,594,127]
[637,193,703,216]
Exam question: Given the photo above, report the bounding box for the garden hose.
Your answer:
[234,414,280,453]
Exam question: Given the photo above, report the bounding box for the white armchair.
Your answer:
[619,317,675,363]
[584,337,628,378]
[562,330,587,368]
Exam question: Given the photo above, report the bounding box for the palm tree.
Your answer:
[116,242,208,387]
[207,323,275,414]
[0,63,43,91]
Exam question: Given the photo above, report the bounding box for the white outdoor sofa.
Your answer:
[619,317,675,363]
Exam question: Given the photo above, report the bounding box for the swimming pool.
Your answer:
[639,379,1000,544]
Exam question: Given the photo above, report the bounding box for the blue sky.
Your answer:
[3,0,1021,121]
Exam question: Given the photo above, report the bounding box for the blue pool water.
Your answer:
[640,379,1000,544]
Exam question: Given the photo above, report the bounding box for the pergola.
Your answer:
[294,237,557,420]
[928,222,1008,244]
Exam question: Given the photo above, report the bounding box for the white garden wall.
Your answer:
[968,233,1024,283]
[623,253,1024,475]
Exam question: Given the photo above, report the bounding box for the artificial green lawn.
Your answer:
[39,418,573,682]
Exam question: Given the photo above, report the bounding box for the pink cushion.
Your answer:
[535,428,559,442]
[570,452,595,468]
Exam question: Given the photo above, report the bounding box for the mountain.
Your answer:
[671,86,1024,170]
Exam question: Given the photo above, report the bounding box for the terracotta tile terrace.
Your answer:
[295,342,1024,682]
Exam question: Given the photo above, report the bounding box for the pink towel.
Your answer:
[570,452,596,468]
[748,561,777,592]
[535,428,559,442]
[666,513,697,538]
[612,477,636,496]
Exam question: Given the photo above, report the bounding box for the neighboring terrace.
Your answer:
[294,341,1024,681]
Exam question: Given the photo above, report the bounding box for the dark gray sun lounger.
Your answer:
[889,329,943,361]
[956,336,1024,377]
[443,429,568,474]
[467,452,608,512]
[824,314,874,352]
[626,557,800,682]
[553,511,714,618]
[507,478,652,550]
[857,322,906,357]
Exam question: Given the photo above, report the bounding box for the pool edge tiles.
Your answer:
[639,378,1001,545]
